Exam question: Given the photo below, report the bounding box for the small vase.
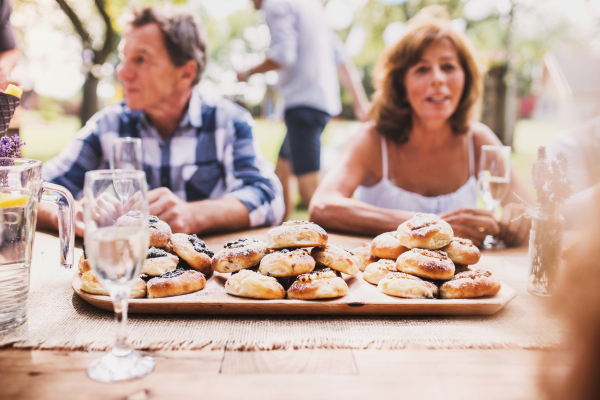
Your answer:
[527,204,564,296]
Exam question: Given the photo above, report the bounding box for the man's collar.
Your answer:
[187,89,202,129]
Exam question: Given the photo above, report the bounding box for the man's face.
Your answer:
[117,23,188,112]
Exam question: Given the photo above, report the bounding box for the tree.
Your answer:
[55,0,116,125]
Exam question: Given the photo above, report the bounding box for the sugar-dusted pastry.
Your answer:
[212,238,267,273]
[371,231,408,259]
[225,269,285,300]
[287,268,348,300]
[439,269,501,299]
[397,213,453,249]
[378,272,438,299]
[311,244,359,276]
[396,248,455,280]
[266,220,328,249]
[171,234,213,275]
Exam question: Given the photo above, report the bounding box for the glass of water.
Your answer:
[477,145,511,249]
[83,169,154,382]
[110,137,142,204]
[110,137,142,171]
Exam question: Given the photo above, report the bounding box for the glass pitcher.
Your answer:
[0,158,74,332]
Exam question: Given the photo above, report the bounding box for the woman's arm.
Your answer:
[309,125,415,235]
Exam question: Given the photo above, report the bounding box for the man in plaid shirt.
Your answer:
[38,7,284,237]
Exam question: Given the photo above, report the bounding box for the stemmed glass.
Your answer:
[477,145,511,249]
[110,137,142,204]
[83,169,154,382]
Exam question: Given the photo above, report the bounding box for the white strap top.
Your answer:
[354,134,478,214]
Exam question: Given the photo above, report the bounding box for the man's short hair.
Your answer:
[131,7,208,86]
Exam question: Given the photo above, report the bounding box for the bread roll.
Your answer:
[397,213,453,249]
[266,221,328,249]
[378,272,438,299]
[225,269,285,300]
[311,244,359,276]
[396,248,455,280]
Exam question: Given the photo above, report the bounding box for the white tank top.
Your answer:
[354,134,478,214]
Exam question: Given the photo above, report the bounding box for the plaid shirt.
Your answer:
[42,92,285,227]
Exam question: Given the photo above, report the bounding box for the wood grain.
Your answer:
[0,349,542,400]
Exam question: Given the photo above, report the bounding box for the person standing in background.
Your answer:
[238,0,370,220]
[0,0,18,89]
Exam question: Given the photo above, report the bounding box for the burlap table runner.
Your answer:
[0,233,564,351]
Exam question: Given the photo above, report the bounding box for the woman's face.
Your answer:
[404,39,465,124]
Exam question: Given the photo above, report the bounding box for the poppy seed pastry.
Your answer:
[397,213,453,250]
[370,231,409,259]
[171,233,213,276]
[362,259,398,285]
[81,271,147,298]
[225,269,285,300]
[147,269,206,299]
[287,268,348,300]
[258,248,316,277]
[212,238,267,273]
[266,220,328,249]
[396,248,455,280]
[141,247,179,276]
[440,237,481,265]
[311,244,359,276]
[378,272,439,299]
[351,243,379,272]
[439,269,501,299]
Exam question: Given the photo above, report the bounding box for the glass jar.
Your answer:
[527,204,564,296]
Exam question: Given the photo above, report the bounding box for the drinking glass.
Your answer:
[477,145,511,249]
[83,170,154,382]
[110,137,142,171]
[110,137,142,204]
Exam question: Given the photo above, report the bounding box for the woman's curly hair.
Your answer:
[369,16,482,144]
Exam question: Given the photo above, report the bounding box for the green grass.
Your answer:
[18,110,563,219]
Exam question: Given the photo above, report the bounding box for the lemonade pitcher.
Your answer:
[0,158,74,332]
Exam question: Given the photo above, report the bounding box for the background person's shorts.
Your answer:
[278,106,330,176]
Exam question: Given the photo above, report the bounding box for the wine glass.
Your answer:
[477,145,511,249]
[110,137,142,204]
[83,169,154,383]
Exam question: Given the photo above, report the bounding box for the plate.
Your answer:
[72,270,517,316]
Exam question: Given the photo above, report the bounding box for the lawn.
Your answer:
[18,110,566,220]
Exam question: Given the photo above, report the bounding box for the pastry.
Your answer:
[362,259,398,285]
[266,220,328,249]
[439,269,501,299]
[311,244,359,276]
[80,271,147,298]
[225,269,285,300]
[171,233,213,275]
[147,269,206,298]
[370,231,408,259]
[287,268,348,300]
[141,247,179,276]
[440,237,481,265]
[397,213,453,249]
[258,248,315,277]
[212,238,267,273]
[396,248,455,280]
[351,242,379,272]
[378,272,438,299]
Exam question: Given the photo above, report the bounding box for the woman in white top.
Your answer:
[309,15,533,247]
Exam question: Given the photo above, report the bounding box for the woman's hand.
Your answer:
[438,207,500,248]
[498,203,531,247]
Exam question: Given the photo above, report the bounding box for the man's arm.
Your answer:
[236,58,281,82]
[237,1,295,82]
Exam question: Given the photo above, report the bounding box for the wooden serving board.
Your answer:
[72,270,517,316]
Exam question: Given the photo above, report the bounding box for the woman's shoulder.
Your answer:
[469,121,503,148]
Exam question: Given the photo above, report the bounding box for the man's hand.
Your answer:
[74,199,85,238]
[438,207,500,248]
[499,203,531,247]
[148,187,196,234]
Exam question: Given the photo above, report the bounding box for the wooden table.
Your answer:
[0,229,543,400]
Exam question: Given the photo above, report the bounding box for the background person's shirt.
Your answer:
[42,92,285,228]
[263,0,349,116]
[0,0,16,52]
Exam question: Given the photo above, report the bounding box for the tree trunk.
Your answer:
[80,73,99,126]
